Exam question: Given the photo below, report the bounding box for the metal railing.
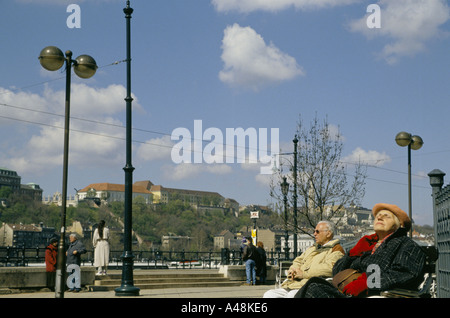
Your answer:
[429,169,450,298]
[0,246,294,269]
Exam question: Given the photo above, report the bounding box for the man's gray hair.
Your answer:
[317,220,335,237]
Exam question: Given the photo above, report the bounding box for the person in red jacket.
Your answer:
[45,238,58,290]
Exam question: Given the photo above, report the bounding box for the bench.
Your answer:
[275,246,438,298]
[275,261,293,288]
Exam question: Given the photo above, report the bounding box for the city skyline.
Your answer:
[1,1,450,226]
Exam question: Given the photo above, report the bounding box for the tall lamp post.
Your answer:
[115,0,140,296]
[292,136,298,257]
[395,131,424,238]
[281,177,290,260]
[39,46,97,298]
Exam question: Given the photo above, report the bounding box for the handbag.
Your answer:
[332,269,362,292]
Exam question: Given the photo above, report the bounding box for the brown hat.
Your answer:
[372,203,411,231]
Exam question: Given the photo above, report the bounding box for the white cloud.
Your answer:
[136,135,174,162]
[162,163,233,181]
[349,0,450,64]
[0,84,138,176]
[212,0,360,13]
[15,0,121,5]
[342,147,391,167]
[219,24,305,90]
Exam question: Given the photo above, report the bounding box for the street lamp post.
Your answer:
[280,177,290,260]
[39,46,97,298]
[292,136,298,257]
[115,0,140,296]
[395,131,424,238]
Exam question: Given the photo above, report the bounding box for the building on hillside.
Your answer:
[135,180,239,214]
[0,168,43,201]
[0,223,56,248]
[77,182,153,204]
[0,168,21,192]
[214,230,235,250]
[42,191,78,207]
[161,235,191,250]
[19,183,43,201]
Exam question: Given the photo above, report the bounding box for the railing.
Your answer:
[429,169,450,298]
[0,246,294,268]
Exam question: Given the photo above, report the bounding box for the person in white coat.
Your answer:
[93,220,110,276]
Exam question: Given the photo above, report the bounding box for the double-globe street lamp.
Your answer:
[39,46,97,298]
[395,131,424,238]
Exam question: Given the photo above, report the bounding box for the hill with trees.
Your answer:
[0,188,282,251]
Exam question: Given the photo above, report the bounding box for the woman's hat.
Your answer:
[372,203,411,231]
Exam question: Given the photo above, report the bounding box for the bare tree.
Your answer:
[271,114,367,235]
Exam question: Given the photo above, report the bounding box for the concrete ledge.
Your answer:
[218,265,277,282]
[0,266,96,289]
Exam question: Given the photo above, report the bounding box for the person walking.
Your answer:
[93,220,110,276]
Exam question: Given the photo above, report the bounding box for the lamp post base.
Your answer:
[115,285,140,297]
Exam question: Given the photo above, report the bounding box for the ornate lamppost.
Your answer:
[115,0,140,296]
[281,177,290,260]
[292,136,298,257]
[39,46,97,298]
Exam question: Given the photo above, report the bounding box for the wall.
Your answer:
[0,266,95,290]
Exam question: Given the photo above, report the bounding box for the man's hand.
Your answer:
[288,268,303,280]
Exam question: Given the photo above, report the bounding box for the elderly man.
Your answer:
[296,203,426,298]
[264,220,344,298]
[66,234,86,292]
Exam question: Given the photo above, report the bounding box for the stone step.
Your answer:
[89,280,242,291]
[95,276,233,286]
[87,271,243,291]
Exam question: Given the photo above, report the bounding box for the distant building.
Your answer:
[0,168,21,192]
[256,228,284,252]
[0,168,42,201]
[42,191,78,207]
[77,182,153,204]
[135,180,239,214]
[281,234,315,255]
[0,223,56,248]
[214,230,235,250]
[161,235,191,250]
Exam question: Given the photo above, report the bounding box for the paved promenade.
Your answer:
[0,284,272,298]
[0,269,273,298]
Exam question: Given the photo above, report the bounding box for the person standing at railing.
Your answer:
[242,236,260,286]
[93,220,110,276]
[45,237,58,291]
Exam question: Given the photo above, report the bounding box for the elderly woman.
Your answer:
[296,203,426,298]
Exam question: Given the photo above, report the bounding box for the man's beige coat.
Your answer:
[281,239,344,290]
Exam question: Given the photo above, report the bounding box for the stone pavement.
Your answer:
[0,284,272,298]
[0,268,274,298]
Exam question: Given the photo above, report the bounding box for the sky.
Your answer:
[1,0,450,226]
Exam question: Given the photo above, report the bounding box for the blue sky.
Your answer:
[1,0,450,226]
